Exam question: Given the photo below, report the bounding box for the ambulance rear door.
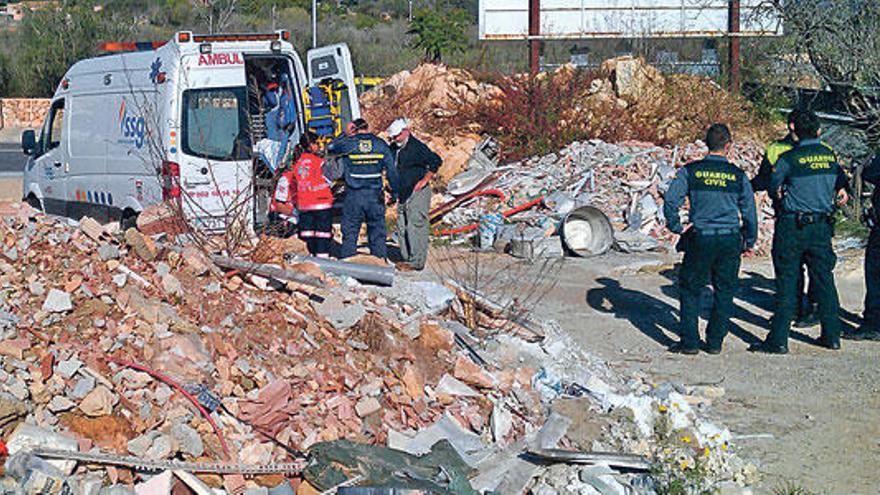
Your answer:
[306,43,360,129]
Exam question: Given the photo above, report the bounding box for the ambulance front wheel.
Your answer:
[25,194,42,212]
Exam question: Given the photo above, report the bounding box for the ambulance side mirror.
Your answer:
[21,130,36,156]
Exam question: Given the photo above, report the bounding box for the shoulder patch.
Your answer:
[766,141,794,166]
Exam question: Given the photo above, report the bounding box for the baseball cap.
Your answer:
[386,118,410,138]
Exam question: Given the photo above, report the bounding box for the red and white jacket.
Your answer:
[271,152,333,214]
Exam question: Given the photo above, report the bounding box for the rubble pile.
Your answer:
[360,57,770,191]
[0,204,537,490]
[0,203,758,493]
[361,64,502,186]
[439,137,776,255]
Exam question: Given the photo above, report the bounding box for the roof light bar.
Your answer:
[192,33,280,43]
[98,41,166,53]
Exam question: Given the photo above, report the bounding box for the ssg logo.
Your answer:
[118,100,146,149]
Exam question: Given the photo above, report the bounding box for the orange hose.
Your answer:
[107,357,234,461]
[434,196,544,236]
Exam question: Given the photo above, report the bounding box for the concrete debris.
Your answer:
[98,244,120,261]
[438,138,772,255]
[435,374,480,397]
[355,397,381,418]
[490,402,513,442]
[127,432,158,458]
[78,385,118,417]
[42,289,72,313]
[312,294,365,332]
[0,200,756,493]
[144,434,175,460]
[70,375,96,399]
[387,413,490,467]
[47,396,76,413]
[6,423,79,475]
[28,281,45,296]
[171,423,205,458]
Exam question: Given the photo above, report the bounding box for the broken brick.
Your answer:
[453,355,495,389]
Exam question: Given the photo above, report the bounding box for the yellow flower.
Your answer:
[703,446,711,458]
[658,404,668,413]
[680,435,692,444]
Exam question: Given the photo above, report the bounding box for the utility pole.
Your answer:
[312,0,318,48]
[529,0,540,77]
[408,0,413,21]
[727,0,741,93]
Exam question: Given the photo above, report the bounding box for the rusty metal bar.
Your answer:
[529,0,540,77]
[728,0,742,93]
[483,31,777,41]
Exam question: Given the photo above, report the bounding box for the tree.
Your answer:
[770,1,880,142]
[0,52,11,96]
[14,1,134,97]
[407,8,469,63]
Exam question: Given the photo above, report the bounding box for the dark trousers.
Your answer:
[298,209,332,257]
[865,226,880,329]
[768,217,841,346]
[678,233,742,348]
[796,258,817,318]
[341,188,387,259]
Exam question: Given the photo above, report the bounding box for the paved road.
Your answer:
[0,143,26,175]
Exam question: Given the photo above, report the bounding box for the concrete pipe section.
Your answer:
[560,205,614,257]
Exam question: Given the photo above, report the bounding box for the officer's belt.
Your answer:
[781,211,833,227]
[694,227,740,237]
[780,212,830,221]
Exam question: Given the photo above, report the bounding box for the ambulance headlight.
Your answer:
[199,43,212,54]
[270,40,282,53]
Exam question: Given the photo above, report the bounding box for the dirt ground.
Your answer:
[506,250,878,493]
[0,177,22,202]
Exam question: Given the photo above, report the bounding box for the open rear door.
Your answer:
[306,43,360,129]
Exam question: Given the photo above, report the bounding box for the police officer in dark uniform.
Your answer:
[751,111,847,353]
[752,110,818,328]
[845,154,880,339]
[326,118,400,259]
[664,123,758,354]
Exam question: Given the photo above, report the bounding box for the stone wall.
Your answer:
[0,98,51,130]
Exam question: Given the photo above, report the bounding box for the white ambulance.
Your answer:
[20,31,359,230]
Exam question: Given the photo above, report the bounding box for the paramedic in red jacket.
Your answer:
[271,132,334,257]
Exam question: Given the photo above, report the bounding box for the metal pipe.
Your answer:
[311,0,317,48]
[212,255,325,288]
[290,255,395,286]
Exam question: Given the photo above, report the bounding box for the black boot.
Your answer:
[748,342,789,355]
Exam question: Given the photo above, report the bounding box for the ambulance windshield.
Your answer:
[182,87,251,161]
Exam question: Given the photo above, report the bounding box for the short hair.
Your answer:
[791,110,820,139]
[352,118,369,131]
[706,123,732,152]
[299,130,318,148]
